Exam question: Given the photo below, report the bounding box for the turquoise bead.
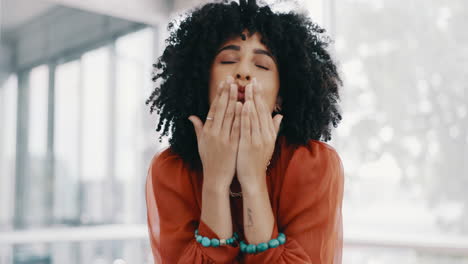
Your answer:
[277,235,286,245]
[233,232,239,240]
[211,238,220,247]
[195,229,199,236]
[196,235,202,243]
[278,233,285,239]
[201,237,211,247]
[240,241,247,252]
[246,244,257,254]
[268,239,280,248]
[256,242,269,253]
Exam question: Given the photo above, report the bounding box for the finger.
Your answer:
[221,83,238,138]
[273,114,284,135]
[212,81,231,133]
[188,115,203,140]
[231,101,242,143]
[245,83,261,140]
[256,79,276,136]
[241,101,251,144]
[204,80,224,131]
[252,79,273,137]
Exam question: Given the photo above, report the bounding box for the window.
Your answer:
[334,0,468,262]
[115,28,156,224]
[54,60,80,223]
[1,27,158,264]
[0,75,18,229]
[26,65,49,226]
[80,47,111,224]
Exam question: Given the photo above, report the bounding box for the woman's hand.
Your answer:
[188,76,243,192]
[237,78,283,191]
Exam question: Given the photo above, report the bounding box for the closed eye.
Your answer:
[221,61,269,71]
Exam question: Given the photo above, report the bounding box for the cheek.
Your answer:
[259,81,279,113]
[266,74,280,104]
[209,70,223,105]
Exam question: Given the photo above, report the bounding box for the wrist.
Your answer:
[240,177,268,196]
[202,179,230,195]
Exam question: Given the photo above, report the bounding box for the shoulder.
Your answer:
[281,136,342,167]
[147,146,186,185]
[293,139,342,165]
[281,138,344,186]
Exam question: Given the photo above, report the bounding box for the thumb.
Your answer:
[273,114,283,134]
[188,115,203,139]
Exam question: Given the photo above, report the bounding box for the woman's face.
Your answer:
[209,30,280,113]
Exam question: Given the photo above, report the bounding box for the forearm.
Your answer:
[242,175,275,244]
[200,177,234,239]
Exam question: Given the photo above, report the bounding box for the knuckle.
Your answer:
[225,108,234,118]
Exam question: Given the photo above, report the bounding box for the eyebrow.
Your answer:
[216,45,277,63]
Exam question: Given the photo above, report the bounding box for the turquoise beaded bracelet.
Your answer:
[194,229,239,247]
[240,232,287,254]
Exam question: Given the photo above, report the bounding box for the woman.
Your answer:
[145,0,344,263]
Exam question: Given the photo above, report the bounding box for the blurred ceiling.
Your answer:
[1,0,56,30]
[0,0,203,31]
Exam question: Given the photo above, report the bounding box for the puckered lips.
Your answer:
[237,85,246,103]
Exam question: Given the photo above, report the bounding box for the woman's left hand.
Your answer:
[236,78,283,191]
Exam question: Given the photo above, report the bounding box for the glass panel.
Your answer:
[0,75,18,230]
[334,0,468,255]
[115,28,158,224]
[116,28,154,63]
[82,47,110,182]
[27,65,49,227]
[80,47,113,224]
[28,65,49,157]
[54,60,81,224]
[81,47,110,224]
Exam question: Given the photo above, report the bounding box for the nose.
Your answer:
[235,59,252,82]
[236,73,251,81]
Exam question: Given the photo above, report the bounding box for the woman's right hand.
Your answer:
[188,76,243,192]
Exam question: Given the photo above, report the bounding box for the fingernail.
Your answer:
[226,75,234,84]
[219,80,225,88]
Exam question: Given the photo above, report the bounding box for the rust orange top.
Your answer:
[145,135,344,263]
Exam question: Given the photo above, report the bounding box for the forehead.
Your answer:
[220,32,269,51]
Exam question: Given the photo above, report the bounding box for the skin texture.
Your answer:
[208,29,280,113]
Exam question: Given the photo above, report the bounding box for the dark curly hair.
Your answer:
[146,0,343,171]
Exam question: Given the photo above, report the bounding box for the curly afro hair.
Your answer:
[146,0,343,170]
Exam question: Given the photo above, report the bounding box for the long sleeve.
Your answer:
[145,149,240,264]
[243,141,344,264]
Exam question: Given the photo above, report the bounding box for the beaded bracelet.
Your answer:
[240,232,287,254]
[194,229,239,247]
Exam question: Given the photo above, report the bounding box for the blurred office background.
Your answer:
[0,0,467,263]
